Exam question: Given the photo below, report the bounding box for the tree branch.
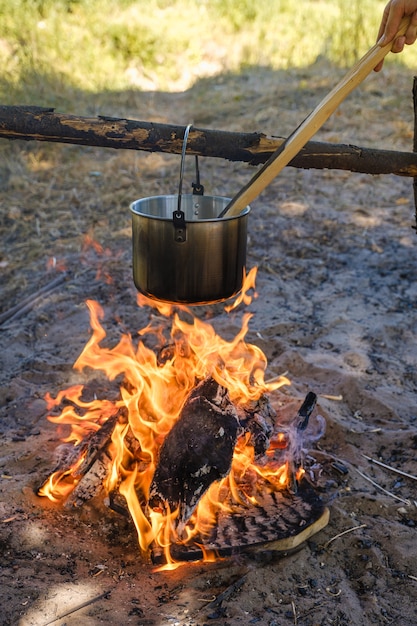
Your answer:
[0,105,416,177]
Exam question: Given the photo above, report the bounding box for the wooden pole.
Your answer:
[0,105,417,178]
[220,18,414,217]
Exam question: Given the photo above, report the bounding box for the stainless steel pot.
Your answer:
[130,125,250,305]
[131,193,249,305]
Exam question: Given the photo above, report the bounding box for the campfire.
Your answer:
[38,269,328,568]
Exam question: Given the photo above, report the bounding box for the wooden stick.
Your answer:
[323,524,367,550]
[221,17,412,217]
[0,106,417,177]
[362,454,417,482]
[204,572,249,609]
[355,468,411,505]
[0,273,67,326]
[41,589,112,626]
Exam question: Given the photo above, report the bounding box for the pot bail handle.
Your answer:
[192,156,204,195]
[173,123,192,243]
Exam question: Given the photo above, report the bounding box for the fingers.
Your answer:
[376,6,389,42]
[374,3,396,72]
[404,9,417,44]
[374,59,384,73]
[384,8,417,54]
[375,2,417,71]
[377,2,402,46]
[379,2,417,45]
[391,34,406,52]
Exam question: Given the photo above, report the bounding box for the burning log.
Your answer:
[43,412,118,481]
[146,384,328,562]
[152,480,330,564]
[69,412,119,480]
[287,391,318,493]
[38,412,119,506]
[148,377,279,527]
[66,456,110,508]
[237,393,276,458]
[148,378,241,525]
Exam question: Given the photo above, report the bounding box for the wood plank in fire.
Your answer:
[151,479,329,564]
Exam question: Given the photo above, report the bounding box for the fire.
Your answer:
[38,269,306,565]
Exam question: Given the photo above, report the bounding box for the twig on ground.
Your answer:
[355,468,411,506]
[0,273,68,327]
[323,524,367,550]
[40,589,112,626]
[265,372,289,384]
[204,572,249,609]
[319,394,343,401]
[291,599,298,625]
[362,454,417,483]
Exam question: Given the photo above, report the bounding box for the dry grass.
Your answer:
[0,0,412,108]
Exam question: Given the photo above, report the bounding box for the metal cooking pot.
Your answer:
[130,126,250,305]
[131,193,249,305]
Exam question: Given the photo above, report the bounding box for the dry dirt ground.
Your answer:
[1,60,417,626]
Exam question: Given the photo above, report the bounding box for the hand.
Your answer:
[374,0,417,71]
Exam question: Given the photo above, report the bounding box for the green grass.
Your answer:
[0,0,415,109]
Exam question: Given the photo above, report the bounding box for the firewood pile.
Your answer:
[38,377,329,564]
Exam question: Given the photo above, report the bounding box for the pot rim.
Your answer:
[130,193,250,222]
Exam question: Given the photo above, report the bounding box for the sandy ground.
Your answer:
[1,60,417,625]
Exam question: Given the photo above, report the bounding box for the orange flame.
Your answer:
[81,233,115,284]
[38,269,301,564]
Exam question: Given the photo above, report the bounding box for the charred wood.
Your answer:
[287,392,318,494]
[0,105,416,177]
[148,377,280,526]
[66,456,110,507]
[40,412,118,486]
[295,391,317,432]
[237,394,276,457]
[151,480,329,564]
[72,413,119,479]
[37,413,118,505]
[148,378,241,525]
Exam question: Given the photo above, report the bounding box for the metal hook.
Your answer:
[173,124,193,243]
[177,124,193,213]
[192,156,204,195]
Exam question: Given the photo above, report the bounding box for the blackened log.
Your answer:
[0,105,417,177]
[65,456,109,508]
[148,378,241,525]
[37,413,118,503]
[237,394,276,457]
[38,412,118,490]
[295,391,317,432]
[72,413,119,479]
[287,392,319,494]
[151,480,329,564]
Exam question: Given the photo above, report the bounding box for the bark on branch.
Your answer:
[0,105,416,177]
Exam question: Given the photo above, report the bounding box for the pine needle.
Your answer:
[323,524,367,549]
[362,454,417,483]
[355,468,411,506]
